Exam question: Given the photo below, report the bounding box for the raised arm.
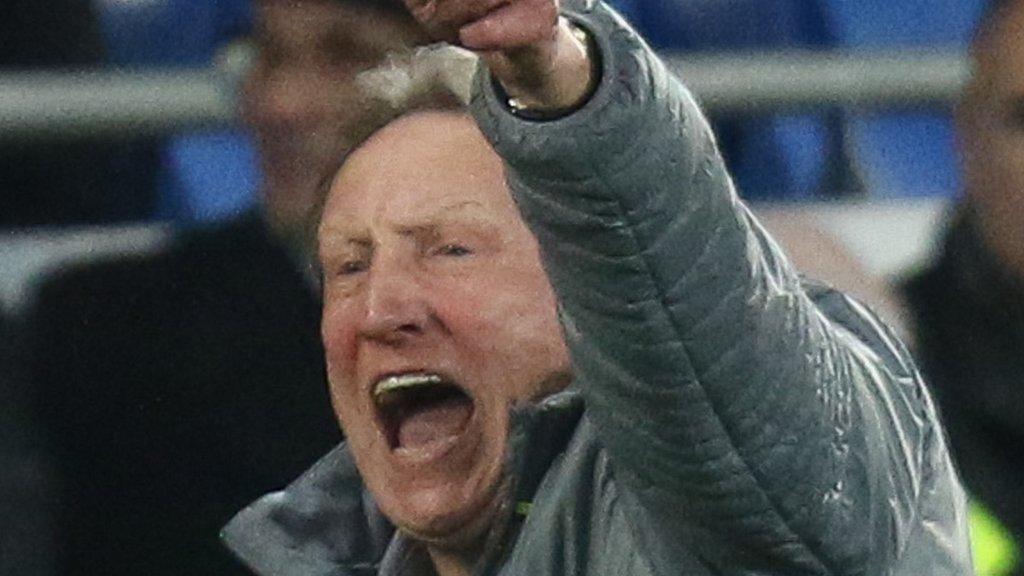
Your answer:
[401,0,968,573]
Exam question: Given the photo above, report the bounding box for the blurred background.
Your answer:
[3,0,1021,575]
[0,0,982,315]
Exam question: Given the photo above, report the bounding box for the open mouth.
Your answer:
[373,373,475,453]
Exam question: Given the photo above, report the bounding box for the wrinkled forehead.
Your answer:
[320,111,516,237]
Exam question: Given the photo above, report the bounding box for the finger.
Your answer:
[405,0,508,45]
[458,0,558,52]
[433,0,509,30]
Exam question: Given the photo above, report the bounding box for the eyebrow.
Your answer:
[318,200,496,241]
[393,201,493,234]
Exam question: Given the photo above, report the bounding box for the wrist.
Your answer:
[487,19,598,116]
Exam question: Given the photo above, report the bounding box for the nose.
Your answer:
[356,260,431,346]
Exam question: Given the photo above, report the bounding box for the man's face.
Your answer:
[959,0,1024,282]
[241,0,425,240]
[318,112,571,545]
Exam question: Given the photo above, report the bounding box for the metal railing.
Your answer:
[0,51,969,143]
[668,51,967,113]
[0,70,234,143]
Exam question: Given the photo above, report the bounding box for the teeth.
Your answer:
[373,373,444,399]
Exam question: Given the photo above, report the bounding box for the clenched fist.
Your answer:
[403,0,558,50]
[401,0,595,112]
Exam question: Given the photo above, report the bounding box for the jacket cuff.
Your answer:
[469,0,668,185]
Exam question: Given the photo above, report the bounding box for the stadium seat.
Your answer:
[622,0,833,51]
[609,0,843,200]
[94,0,258,225]
[156,131,260,225]
[94,0,251,68]
[821,0,988,198]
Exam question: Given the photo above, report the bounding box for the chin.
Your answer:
[385,477,509,548]
[363,427,510,549]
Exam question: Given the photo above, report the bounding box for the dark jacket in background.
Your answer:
[905,210,1024,542]
[26,215,342,576]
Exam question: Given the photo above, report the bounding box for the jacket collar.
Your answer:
[222,389,584,576]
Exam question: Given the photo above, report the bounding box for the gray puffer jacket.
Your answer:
[222,2,972,574]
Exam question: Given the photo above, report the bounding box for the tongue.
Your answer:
[397,395,473,449]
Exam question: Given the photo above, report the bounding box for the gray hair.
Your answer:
[355,44,478,109]
[304,44,480,259]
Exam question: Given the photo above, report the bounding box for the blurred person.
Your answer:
[222,1,971,575]
[903,0,1024,566]
[242,0,432,251]
[23,1,431,575]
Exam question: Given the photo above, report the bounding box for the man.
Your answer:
[903,0,1024,562]
[24,2,428,575]
[223,1,972,574]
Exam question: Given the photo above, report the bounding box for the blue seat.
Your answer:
[622,0,832,51]
[95,0,251,68]
[94,0,258,224]
[156,131,260,224]
[821,0,988,198]
[608,0,842,201]
[823,0,984,47]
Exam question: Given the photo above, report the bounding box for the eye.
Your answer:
[337,259,368,276]
[434,243,473,257]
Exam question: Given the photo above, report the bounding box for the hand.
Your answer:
[401,0,594,111]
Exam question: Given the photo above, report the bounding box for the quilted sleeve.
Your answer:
[469,2,968,574]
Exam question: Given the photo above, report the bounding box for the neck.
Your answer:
[421,481,514,576]
[427,545,481,576]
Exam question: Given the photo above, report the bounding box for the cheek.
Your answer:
[509,278,570,368]
[321,298,360,391]
[437,265,568,373]
[321,299,377,442]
